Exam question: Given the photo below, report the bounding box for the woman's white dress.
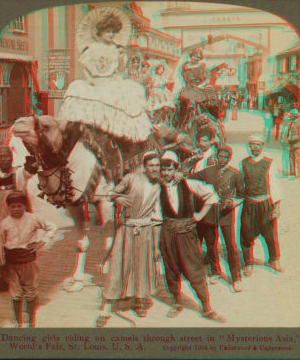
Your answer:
[147,73,174,112]
[59,42,152,142]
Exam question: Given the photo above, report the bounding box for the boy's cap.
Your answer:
[6,191,27,206]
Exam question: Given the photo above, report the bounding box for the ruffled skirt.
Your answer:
[59,78,153,143]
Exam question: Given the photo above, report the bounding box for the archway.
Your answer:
[7,63,28,123]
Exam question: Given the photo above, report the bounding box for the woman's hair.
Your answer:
[96,14,122,37]
[189,48,203,60]
[128,56,141,66]
[141,60,150,68]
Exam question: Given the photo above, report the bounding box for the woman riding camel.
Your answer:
[59,7,152,143]
[177,48,215,131]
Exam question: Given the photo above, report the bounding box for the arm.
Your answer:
[27,216,57,251]
[185,179,219,222]
[15,167,34,192]
[268,161,282,220]
[151,195,162,260]
[0,224,5,266]
[107,174,132,207]
[188,169,206,182]
[234,170,245,199]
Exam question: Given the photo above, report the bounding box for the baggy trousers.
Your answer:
[240,199,280,266]
[159,218,209,307]
[199,222,240,283]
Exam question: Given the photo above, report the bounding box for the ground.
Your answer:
[0,109,299,328]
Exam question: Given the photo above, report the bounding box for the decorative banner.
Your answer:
[42,49,70,99]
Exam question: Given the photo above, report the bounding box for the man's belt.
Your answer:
[163,217,195,234]
[122,217,152,236]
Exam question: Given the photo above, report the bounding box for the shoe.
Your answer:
[268,260,284,273]
[232,281,243,292]
[134,308,147,317]
[202,310,226,323]
[208,275,220,285]
[95,313,111,327]
[166,305,182,318]
[243,265,253,277]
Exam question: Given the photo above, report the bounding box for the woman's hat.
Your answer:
[76,7,132,53]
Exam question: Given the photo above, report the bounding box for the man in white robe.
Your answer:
[96,151,161,327]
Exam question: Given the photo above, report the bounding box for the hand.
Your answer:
[269,206,280,220]
[193,211,204,223]
[27,240,46,251]
[55,72,65,90]
[24,156,38,175]
[174,172,184,184]
[115,195,132,208]
[221,199,232,210]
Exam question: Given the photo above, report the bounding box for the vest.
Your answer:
[242,157,271,197]
[0,172,16,191]
[160,180,194,219]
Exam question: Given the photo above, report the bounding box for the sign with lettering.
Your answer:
[42,49,70,99]
[0,37,28,51]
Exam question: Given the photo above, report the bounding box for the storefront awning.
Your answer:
[265,80,298,97]
[0,52,34,62]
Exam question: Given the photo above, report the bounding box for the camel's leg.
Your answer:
[61,204,89,292]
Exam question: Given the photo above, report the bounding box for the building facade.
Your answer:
[265,39,300,109]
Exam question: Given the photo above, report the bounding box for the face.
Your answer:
[156,66,164,75]
[144,158,160,181]
[217,151,230,168]
[141,65,149,74]
[161,164,176,183]
[249,141,263,157]
[0,147,12,172]
[99,29,115,43]
[9,202,26,219]
[197,136,212,152]
[132,60,140,70]
[190,53,200,63]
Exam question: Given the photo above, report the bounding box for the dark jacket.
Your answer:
[189,165,244,226]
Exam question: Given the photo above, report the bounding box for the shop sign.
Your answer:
[0,37,28,51]
[42,49,70,99]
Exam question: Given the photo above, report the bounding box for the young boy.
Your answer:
[0,191,56,328]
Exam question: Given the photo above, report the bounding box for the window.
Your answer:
[247,61,254,80]
[277,58,282,74]
[10,16,26,33]
[288,55,297,72]
[282,57,288,73]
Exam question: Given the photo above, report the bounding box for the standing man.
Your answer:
[287,110,300,178]
[0,146,33,221]
[240,134,283,276]
[96,152,162,327]
[189,146,244,292]
[159,151,225,322]
[180,127,217,175]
